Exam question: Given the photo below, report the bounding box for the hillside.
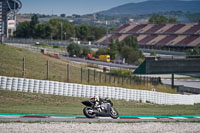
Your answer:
[0,44,80,82]
[0,44,176,93]
[99,0,200,16]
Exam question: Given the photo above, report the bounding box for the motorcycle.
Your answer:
[82,98,119,119]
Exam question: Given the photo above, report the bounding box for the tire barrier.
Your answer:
[0,76,200,105]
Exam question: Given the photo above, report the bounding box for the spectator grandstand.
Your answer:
[97,24,200,50]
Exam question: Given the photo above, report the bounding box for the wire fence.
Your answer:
[2,57,161,88]
[6,43,68,55]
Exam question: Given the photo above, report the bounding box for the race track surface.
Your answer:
[0,114,200,122]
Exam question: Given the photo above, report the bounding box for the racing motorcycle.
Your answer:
[82,98,119,119]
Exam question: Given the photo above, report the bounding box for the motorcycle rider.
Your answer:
[91,96,103,109]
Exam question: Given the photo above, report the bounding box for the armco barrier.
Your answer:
[0,76,200,105]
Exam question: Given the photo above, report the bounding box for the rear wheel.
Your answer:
[83,107,96,118]
[110,107,119,119]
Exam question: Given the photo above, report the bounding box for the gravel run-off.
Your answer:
[1,122,200,133]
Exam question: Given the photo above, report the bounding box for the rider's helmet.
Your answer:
[93,96,100,102]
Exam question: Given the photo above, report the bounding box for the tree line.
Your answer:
[149,14,178,24]
[67,35,144,65]
[15,15,106,41]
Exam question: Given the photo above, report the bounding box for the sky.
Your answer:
[19,0,147,15]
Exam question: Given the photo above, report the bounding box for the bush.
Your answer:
[187,48,200,55]
[53,45,60,48]
[110,69,133,77]
[67,43,81,57]
[150,51,156,56]
[81,46,91,57]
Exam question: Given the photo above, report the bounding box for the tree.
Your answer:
[60,14,66,18]
[62,21,75,40]
[15,18,106,41]
[149,15,168,24]
[77,25,89,41]
[150,51,157,56]
[119,35,144,65]
[96,48,108,56]
[49,19,63,40]
[107,49,118,60]
[109,39,118,51]
[120,46,139,64]
[88,26,106,41]
[81,46,91,57]
[187,48,200,55]
[149,15,178,24]
[67,43,81,57]
[122,35,138,49]
[35,23,52,39]
[168,17,178,24]
[15,22,31,38]
[108,39,119,60]
[30,14,39,37]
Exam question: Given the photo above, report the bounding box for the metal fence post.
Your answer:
[118,75,120,84]
[67,64,69,82]
[105,73,107,83]
[94,69,96,82]
[136,76,139,85]
[22,57,25,77]
[126,76,128,84]
[109,72,111,83]
[122,76,124,86]
[46,60,49,80]
[143,76,146,85]
[88,69,90,84]
[81,67,83,83]
[99,72,101,83]
[114,75,116,85]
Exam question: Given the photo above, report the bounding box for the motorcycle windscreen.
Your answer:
[82,101,94,107]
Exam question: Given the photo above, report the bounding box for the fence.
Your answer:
[0,76,200,105]
[5,38,106,49]
[3,56,160,88]
[5,43,67,55]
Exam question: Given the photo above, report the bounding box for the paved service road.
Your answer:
[162,79,200,89]
[62,57,138,69]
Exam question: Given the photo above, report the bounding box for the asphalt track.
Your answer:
[0,114,200,122]
[62,57,138,69]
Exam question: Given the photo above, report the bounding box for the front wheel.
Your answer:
[83,107,96,118]
[110,107,119,119]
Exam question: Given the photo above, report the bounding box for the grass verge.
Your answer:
[0,90,199,116]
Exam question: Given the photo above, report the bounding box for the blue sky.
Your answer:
[20,0,146,15]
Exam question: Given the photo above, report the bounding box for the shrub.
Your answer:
[110,69,133,77]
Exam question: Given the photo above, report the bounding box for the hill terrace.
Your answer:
[97,24,200,50]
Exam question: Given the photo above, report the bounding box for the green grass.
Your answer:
[34,43,67,51]
[0,44,176,93]
[0,90,199,116]
[0,44,80,82]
